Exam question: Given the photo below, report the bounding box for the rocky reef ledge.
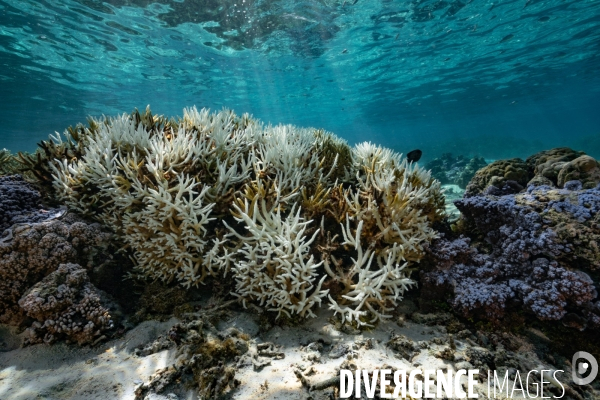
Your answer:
[1,108,599,399]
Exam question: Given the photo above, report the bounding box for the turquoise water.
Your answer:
[1,0,599,160]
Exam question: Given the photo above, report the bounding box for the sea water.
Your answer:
[0,0,599,160]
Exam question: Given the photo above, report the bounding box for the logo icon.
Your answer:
[572,351,598,385]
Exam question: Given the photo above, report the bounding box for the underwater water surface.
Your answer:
[0,0,599,160]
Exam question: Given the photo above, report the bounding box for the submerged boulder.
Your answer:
[527,147,585,186]
[556,155,600,189]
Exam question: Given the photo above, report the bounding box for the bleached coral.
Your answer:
[38,106,444,324]
[226,197,327,318]
[321,143,441,325]
[326,217,415,324]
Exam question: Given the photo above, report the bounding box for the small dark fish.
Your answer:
[406,149,422,162]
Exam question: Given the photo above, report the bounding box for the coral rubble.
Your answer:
[134,303,248,399]
[28,106,444,325]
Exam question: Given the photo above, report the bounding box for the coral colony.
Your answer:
[4,108,599,335]
[1,107,600,398]
[424,147,600,328]
[30,106,444,326]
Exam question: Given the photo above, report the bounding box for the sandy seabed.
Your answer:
[3,294,593,400]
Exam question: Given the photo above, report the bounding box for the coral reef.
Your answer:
[556,155,600,189]
[465,147,600,196]
[526,183,600,271]
[422,181,600,328]
[28,106,444,326]
[526,147,585,187]
[0,215,115,323]
[425,153,487,189]
[464,158,530,197]
[0,176,118,336]
[19,263,114,345]
[0,175,62,233]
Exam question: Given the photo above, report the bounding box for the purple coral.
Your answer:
[455,194,556,262]
[0,175,68,236]
[426,184,599,326]
[523,258,594,320]
[19,263,114,345]
[563,180,583,191]
[453,278,514,320]
[0,215,113,326]
[514,182,600,221]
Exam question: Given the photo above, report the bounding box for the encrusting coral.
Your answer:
[0,174,63,232]
[29,106,444,326]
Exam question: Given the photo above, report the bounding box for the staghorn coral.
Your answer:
[16,118,100,195]
[39,106,444,325]
[226,199,328,318]
[0,149,22,176]
[19,263,114,345]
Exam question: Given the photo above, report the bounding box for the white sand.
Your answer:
[0,307,581,400]
[0,319,182,400]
